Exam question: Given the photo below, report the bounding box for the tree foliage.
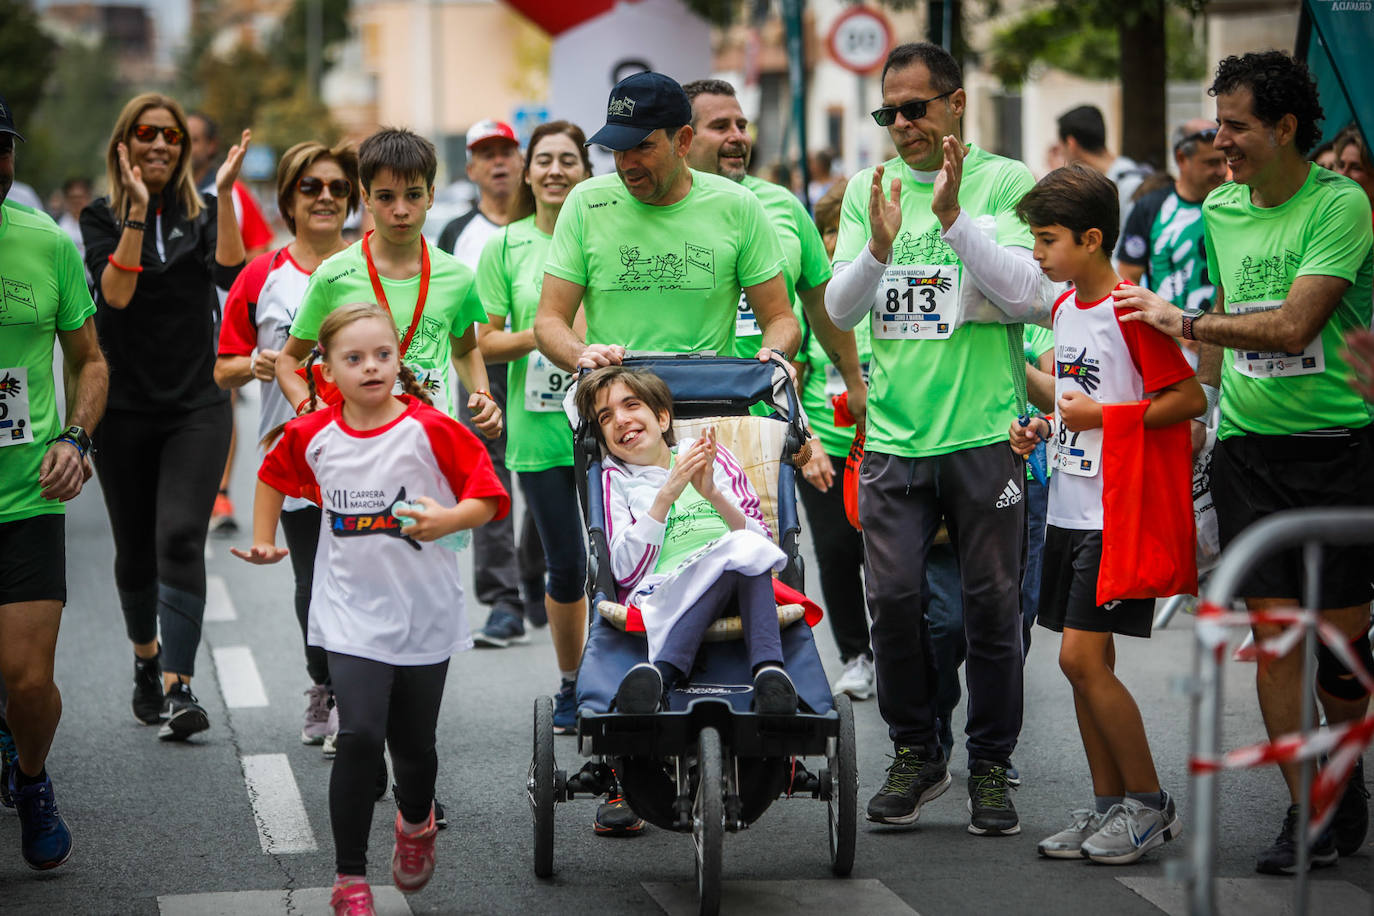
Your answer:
[0,0,58,120]
[22,40,130,195]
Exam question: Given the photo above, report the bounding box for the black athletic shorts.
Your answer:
[1211,426,1374,608]
[0,513,66,605]
[1038,526,1155,638]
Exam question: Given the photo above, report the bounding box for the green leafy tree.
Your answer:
[23,40,130,196]
[0,0,58,122]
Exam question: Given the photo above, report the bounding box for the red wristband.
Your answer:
[107,254,143,273]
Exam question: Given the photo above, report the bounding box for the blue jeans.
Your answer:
[926,451,1049,758]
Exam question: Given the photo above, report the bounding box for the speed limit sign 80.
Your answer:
[827,5,895,75]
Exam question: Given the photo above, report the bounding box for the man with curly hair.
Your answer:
[1119,49,1374,875]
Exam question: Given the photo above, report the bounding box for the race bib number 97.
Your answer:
[0,367,35,448]
[525,351,575,413]
[1231,301,1325,379]
[872,265,959,340]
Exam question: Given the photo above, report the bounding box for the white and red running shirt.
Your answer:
[260,395,510,665]
[219,247,313,507]
[1047,284,1194,530]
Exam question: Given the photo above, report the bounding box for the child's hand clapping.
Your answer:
[688,427,719,498]
[231,543,289,564]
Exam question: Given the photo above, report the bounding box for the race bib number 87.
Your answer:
[872,265,959,340]
[0,367,35,448]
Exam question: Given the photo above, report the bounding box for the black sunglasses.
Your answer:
[871,91,955,127]
[297,176,352,199]
[1175,127,1219,151]
[132,124,184,145]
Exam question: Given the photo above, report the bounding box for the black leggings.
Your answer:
[328,652,449,876]
[92,401,232,676]
[279,506,329,686]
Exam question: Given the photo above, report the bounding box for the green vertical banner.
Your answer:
[1297,0,1374,148]
[783,0,811,208]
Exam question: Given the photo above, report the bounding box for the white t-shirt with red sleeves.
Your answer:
[1048,284,1195,530]
[259,395,511,665]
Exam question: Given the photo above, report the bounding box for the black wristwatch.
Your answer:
[51,425,91,458]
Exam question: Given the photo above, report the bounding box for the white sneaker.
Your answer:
[1037,807,1105,859]
[1081,796,1182,864]
[834,655,875,700]
[322,702,339,759]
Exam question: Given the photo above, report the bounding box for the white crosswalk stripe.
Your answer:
[211,645,269,708]
[240,754,318,854]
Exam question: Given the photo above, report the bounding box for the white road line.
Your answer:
[212,646,269,708]
[204,574,236,621]
[240,754,318,854]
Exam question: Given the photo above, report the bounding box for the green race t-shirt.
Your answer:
[1203,166,1374,439]
[544,170,785,356]
[654,479,730,573]
[291,237,487,417]
[0,201,96,523]
[796,303,872,457]
[475,216,573,472]
[832,145,1035,458]
[733,175,834,357]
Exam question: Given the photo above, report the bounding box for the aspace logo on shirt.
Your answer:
[1056,347,1102,395]
[325,486,420,550]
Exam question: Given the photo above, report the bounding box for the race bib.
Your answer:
[736,291,760,339]
[871,265,960,340]
[401,364,448,413]
[0,367,35,448]
[1231,301,1325,379]
[524,351,575,413]
[1052,424,1103,478]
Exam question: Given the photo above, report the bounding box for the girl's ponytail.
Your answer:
[397,362,434,407]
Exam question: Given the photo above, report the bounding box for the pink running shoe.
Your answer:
[391,805,438,893]
[330,877,375,916]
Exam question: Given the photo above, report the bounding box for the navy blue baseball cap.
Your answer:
[0,95,23,142]
[586,72,692,151]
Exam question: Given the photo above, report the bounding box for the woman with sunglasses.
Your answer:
[80,93,249,742]
[215,142,359,747]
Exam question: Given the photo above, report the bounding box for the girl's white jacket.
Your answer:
[601,438,786,660]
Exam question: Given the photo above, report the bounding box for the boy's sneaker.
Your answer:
[209,492,238,534]
[330,877,376,916]
[1333,758,1369,856]
[158,682,210,741]
[866,745,950,825]
[614,663,663,714]
[1038,807,1105,859]
[752,666,798,715]
[1255,803,1339,874]
[593,794,645,836]
[391,805,438,893]
[834,655,875,700]
[552,679,578,735]
[301,685,333,745]
[967,759,1020,836]
[132,652,165,725]
[473,608,528,648]
[1081,796,1181,864]
[10,769,73,870]
[0,718,17,809]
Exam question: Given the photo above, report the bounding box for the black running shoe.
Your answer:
[434,800,448,830]
[866,745,950,825]
[614,663,663,714]
[1255,804,1338,874]
[752,667,798,715]
[132,652,165,725]
[593,794,645,837]
[968,759,1020,836]
[1334,758,1369,857]
[158,682,209,741]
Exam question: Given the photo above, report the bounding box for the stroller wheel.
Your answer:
[828,694,857,876]
[529,696,556,877]
[693,727,724,916]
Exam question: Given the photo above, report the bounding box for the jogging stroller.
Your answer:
[527,355,858,916]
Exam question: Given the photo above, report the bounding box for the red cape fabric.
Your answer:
[1097,400,1198,605]
[624,578,824,633]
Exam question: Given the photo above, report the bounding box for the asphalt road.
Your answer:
[2,390,1370,914]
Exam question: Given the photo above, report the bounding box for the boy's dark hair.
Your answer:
[575,366,677,450]
[1210,51,1324,155]
[880,42,962,94]
[358,127,438,191]
[1057,105,1106,152]
[1015,163,1120,255]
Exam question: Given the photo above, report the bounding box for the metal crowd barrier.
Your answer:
[1180,507,1374,916]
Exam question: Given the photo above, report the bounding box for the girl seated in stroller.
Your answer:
[574,365,799,716]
